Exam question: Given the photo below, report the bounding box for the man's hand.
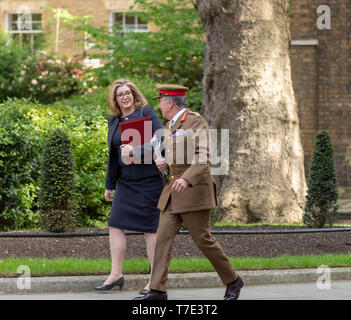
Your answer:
[155,158,168,172]
[172,178,189,193]
[104,189,114,202]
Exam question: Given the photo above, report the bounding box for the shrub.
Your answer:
[0,32,34,101]
[63,102,110,224]
[0,31,98,104]
[303,131,338,228]
[39,128,78,232]
[18,53,98,104]
[0,98,112,229]
[0,100,42,230]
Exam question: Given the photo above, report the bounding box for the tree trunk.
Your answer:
[196,0,306,223]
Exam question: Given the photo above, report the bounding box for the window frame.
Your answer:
[6,12,43,34]
[5,12,44,53]
[109,11,149,34]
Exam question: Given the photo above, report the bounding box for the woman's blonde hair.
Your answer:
[107,78,148,117]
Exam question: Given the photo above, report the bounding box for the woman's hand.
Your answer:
[105,189,114,202]
[120,144,134,165]
[120,144,134,157]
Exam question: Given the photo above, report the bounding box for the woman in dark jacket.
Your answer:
[95,79,164,293]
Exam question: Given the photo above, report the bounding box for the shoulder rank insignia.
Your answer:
[173,129,187,137]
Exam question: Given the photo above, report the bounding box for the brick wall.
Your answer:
[0,0,156,56]
[290,0,351,194]
[290,44,318,175]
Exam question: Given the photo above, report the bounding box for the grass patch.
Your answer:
[1,254,351,277]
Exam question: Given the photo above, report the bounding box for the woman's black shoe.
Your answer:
[95,276,124,291]
[139,289,150,295]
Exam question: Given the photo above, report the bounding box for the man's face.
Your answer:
[158,97,172,120]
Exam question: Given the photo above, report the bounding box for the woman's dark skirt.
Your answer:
[108,174,164,233]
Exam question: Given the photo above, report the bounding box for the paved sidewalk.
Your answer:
[1,280,351,300]
[1,267,351,295]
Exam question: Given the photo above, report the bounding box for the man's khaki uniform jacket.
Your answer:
[157,109,217,213]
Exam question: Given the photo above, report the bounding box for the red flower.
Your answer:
[71,68,84,75]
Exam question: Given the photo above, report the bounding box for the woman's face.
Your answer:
[116,85,134,110]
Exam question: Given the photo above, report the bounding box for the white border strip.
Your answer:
[291,39,319,46]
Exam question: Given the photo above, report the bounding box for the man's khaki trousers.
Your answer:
[150,207,238,292]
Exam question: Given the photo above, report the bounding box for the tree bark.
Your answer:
[196,0,306,223]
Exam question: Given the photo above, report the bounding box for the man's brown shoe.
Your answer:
[224,276,244,300]
[133,290,168,300]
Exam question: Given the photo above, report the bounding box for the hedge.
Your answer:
[0,97,108,230]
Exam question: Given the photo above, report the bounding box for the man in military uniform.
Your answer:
[134,84,244,300]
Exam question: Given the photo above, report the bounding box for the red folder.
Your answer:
[119,116,152,147]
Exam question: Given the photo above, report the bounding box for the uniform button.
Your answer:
[170,176,174,179]
[168,163,172,167]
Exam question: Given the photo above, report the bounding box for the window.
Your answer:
[111,12,148,33]
[6,13,44,53]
